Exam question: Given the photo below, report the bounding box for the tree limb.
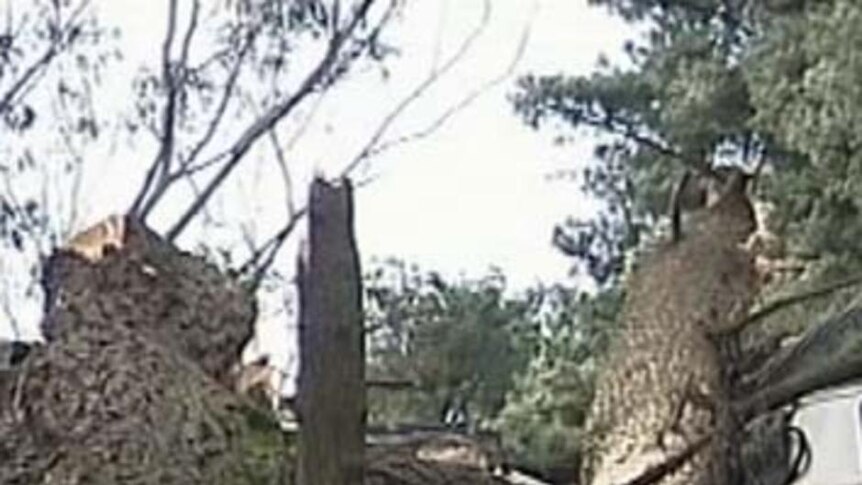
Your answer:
[719,272,862,337]
[735,346,862,421]
[135,21,256,220]
[164,0,378,243]
[341,0,491,176]
[129,0,181,216]
[238,0,517,283]
[356,0,535,171]
[621,435,711,485]
[573,111,718,181]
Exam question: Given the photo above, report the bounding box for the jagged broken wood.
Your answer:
[0,216,292,485]
[296,178,366,485]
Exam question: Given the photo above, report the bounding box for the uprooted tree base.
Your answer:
[0,217,293,484]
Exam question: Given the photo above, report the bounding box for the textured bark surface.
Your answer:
[0,216,293,485]
[583,171,759,485]
[41,218,254,385]
[296,178,366,485]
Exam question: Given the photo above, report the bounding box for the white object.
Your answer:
[791,381,862,485]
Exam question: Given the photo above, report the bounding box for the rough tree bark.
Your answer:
[582,170,758,485]
[296,177,366,485]
[0,216,293,485]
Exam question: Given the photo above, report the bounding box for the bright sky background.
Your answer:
[2,0,633,381]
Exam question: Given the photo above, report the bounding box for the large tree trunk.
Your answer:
[582,170,758,485]
[0,216,293,484]
[297,177,366,485]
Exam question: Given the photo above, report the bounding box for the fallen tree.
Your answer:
[0,216,293,484]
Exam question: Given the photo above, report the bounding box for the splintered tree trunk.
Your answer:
[297,177,365,485]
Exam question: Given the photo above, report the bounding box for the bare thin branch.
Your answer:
[267,128,298,218]
[183,32,253,169]
[234,93,327,288]
[178,0,200,75]
[164,0,378,243]
[359,1,534,166]
[735,344,862,421]
[130,0,181,216]
[136,25,256,218]
[238,0,504,283]
[0,48,57,113]
[342,0,491,176]
[244,207,307,290]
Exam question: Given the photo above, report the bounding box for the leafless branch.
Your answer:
[341,0,492,176]
[237,0,505,284]
[233,93,324,289]
[267,128,298,218]
[331,0,342,35]
[242,207,308,290]
[183,32,253,169]
[164,0,379,243]
[130,0,182,216]
[178,1,200,76]
[135,24,256,220]
[240,0,506,286]
[357,1,535,169]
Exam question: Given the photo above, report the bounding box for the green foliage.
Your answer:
[509,0,862,471]
[364,259,541,428]
[746,0,862,263]
[364,258,624,473]
[515,0,862,282]
[496,286,622,471]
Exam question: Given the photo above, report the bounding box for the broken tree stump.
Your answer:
[296,178,366,485]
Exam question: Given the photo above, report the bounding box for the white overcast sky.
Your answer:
[2,0,633,369]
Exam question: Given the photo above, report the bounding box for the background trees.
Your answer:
[7,0,862,479]
[365,260,540,428]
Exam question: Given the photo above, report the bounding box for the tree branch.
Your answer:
[134,22,255,219]
[129,0,181,216]
[582,113,714,173]
[164,0,378,243]
[719,272,862,337]
[237,0,510,284]
[356,0,534,169]
[341,0,491,176]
